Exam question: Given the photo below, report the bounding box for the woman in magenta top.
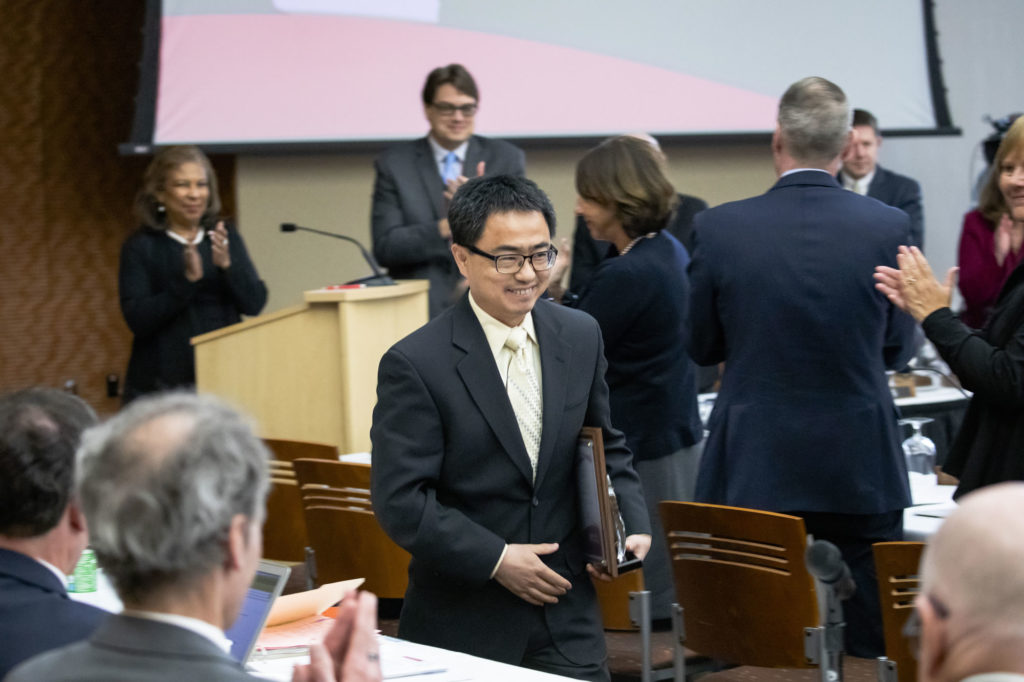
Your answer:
[958,155,1024,328]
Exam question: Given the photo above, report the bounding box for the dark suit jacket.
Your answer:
[573,232,703,460]
[6,614,254,681]
[838,165,924,249]
[118,223,267,403]
[569,192,707,293]
[370,294,650,666]
[0,548,108,678]
[371,136,526,317]
[688,170,915,515]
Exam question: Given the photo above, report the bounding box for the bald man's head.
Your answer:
[921,483,1024,634]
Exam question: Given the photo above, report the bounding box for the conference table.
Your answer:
[70,575,574,681]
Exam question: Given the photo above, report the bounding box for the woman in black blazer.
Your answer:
[119,146,267,403]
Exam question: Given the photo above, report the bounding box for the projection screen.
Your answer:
[125,0,955,152]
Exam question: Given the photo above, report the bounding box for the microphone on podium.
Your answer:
[280,223,395,286]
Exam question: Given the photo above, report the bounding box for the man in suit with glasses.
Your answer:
[371,64,526,318]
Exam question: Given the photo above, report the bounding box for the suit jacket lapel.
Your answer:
[414,137,445,220]
[532,301,570,488]
[452,297,535,484]
[463,136,483,179]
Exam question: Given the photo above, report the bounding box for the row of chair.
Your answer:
[261,438,924,682]
[262,439,410,599]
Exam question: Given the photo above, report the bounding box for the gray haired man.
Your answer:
[8,393,381,682]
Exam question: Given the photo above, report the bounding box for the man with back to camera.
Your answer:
[370,175,651,681]
[371,63,526,318]
[915,482,1024,681]
[0,388,106,677]
[7,392,381,682]
[687,77,916,658]
[838,108,925,249]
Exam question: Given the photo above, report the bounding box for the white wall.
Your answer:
[238,0,1024,314]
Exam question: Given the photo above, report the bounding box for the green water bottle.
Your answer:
[68,548,97,593]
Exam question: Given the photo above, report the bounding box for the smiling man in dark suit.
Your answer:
[838,108,925,249]
[371,64,526,318]
[371,175,650,681]
[687,77,916,658]
[0,388,106,678]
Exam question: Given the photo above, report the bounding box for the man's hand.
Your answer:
[494,543,571,605]
[442,161,487,202]
[586,534,652,582]
[292,591,382,682]
[438,217,451,240]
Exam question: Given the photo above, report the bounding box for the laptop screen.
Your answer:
[225,560,291,662]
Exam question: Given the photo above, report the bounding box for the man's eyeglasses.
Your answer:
[465,244,558,274]
[430,102,478,117]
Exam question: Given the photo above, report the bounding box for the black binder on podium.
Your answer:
[576,426,642,578]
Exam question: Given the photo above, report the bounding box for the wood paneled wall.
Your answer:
[0,2,233,414]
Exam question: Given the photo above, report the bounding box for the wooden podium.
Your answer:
[192,281,428,452]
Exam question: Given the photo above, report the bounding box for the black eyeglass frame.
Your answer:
[429,102,478,117]
[464,244,559,274]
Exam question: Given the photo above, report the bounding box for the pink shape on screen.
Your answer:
[156,14,779,143]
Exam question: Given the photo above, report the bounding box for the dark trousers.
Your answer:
[521,604,610,682]
[787,509,904,659]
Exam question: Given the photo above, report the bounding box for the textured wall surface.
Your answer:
[0,1,234,414]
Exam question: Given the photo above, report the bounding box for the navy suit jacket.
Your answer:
[370,294,649,666]
[688,171,915,515]
[838,165,924,249]
[573,232,703,460]
[0,548,107,678]
[7,614,253,681]
[371,136,526,317]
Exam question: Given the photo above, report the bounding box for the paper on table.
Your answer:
[257,612,337,650]
[266,578,365,626]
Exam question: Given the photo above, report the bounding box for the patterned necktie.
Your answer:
[504,327,542,480]
[442,151,459,184]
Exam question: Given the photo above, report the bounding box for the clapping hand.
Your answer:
[292,591,382,682]
[210,221,231,269]
[873,245,957,322]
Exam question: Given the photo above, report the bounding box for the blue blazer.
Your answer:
[0,548,107,678]
[688,171,915,515]
[838,165,924,249]
[370,294,649,665]
[371,136,526,317]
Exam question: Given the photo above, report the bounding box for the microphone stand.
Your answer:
[280,223,395,286]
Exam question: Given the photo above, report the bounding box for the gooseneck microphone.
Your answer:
[280,223,395,286]
[805,539,856,601]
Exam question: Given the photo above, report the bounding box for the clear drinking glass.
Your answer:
[899,417,937,475]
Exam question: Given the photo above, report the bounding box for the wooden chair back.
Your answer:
[259,439,336,563]
[593,570,645,631]
[659,501,819,668]
[874,541,925,682]
[292,458,410,598]
[263,438,339,462]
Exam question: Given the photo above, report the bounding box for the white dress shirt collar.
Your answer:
[467,292,538,359]
[164,228,206,246]
[428,136,469,176]
[781,168,833,179]
[121,609,233,654]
